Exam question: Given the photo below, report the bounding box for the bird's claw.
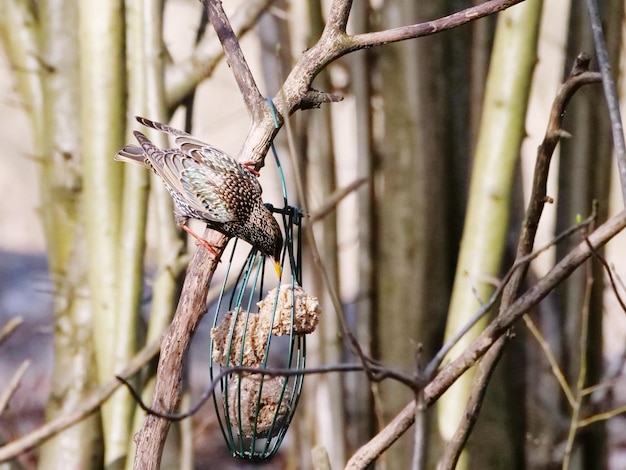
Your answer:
[181,224,221,260]
[242,161,260,177]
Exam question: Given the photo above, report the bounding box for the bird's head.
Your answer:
[256,209,283,280]
[268,223,283,279]
[271,234,283,280]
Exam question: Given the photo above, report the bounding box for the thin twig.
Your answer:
[0,360,30,416]
[0,317,23,347]
[562,257,594,469]
[412,391,427,470]
[576,404,626,428]
[308,178,368,224]
[281,92,409,387]
[584,0,626,205]
[584,236,626,314]
[524,315,575,407]
[119,362,417,421]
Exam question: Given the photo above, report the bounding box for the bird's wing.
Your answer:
[175,136,235,167]
[131,131,209,215]
[180,166,235,223]
[134,117,261,189]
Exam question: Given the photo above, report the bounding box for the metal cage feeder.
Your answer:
[208,155,318,459]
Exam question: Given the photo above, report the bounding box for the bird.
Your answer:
[115,116,283,278]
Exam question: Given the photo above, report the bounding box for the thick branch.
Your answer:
[325,0,353,33]
[239,0,527,169]
[204,0,265,120]
[132,233,225,470]
[166,0,273,111]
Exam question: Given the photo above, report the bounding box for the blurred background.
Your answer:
[1,0,626,469]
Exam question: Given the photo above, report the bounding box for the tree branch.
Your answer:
[240,0,528,170]
[349,0,525,51]
[0,340,160,462]
[165,0,273,111]
[346,209,626,468]
[204,0,265,121]
[132,233,225,470]
[0,360,30,417]
[584,0,626,205]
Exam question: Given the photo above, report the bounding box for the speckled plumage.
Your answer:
[115,117,283,267]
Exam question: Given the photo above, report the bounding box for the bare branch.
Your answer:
[325,0,353,33]
[524,315,576,407]
[436,337,508,470]
[241,0,529,170]
[577,404,626,428]
[584,0,626,205]
[348,0,526,51]
[166,0,273,110]
[204,0,265,120]
[0,360,30,417]
[424,210,597,380]
[308,178,367,224]
[121,363,371,421]
[132,233,225,470]
[427,211,626,404]
[347,209,626,468]
[0,317,23,347]
[563,257,594,468]
[0,340,160,462]
[432,58,603,463]
[585,235,626,315]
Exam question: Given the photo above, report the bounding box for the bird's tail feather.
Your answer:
[114,145,147,166]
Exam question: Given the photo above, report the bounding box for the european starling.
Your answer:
[115,117,283,277]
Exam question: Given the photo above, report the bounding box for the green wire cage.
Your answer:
[208,145,319,460]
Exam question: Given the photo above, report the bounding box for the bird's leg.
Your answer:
[181,224,220,258]
[242,161,260,177]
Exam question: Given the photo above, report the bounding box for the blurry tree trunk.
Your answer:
[35,0,104,468]
[298,2,346,466]
[373,1,455,467]
[348,0,376,457]
[438,1,542,468]
[79,0,129,466]
[124,0,188,468]
[0,0,105,468]
[554,0,622,467]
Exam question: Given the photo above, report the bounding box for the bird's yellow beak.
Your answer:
[274,261,282,280]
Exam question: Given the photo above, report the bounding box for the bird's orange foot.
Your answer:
[242,161,260,177]
[181,224,220,258]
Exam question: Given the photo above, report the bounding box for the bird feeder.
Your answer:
[209,162,319,459]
